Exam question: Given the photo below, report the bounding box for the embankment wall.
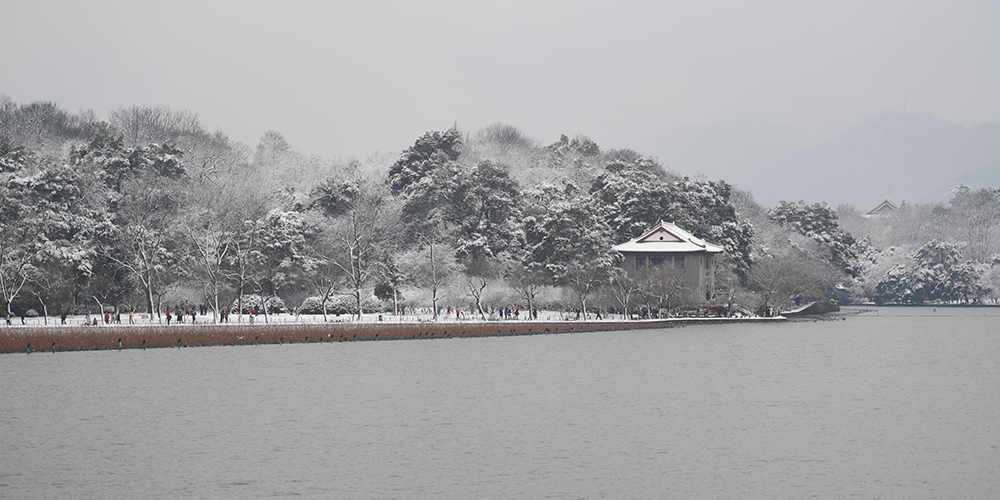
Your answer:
[1,317,784,354]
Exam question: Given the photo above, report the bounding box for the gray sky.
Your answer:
[3,0,998,168]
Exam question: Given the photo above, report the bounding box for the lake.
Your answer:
[2,306,998,499]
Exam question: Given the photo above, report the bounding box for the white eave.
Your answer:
[612,221,724,254]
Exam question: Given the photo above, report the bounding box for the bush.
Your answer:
[298,296,352,315]
[230,295,287,314]
[297,295,385,315]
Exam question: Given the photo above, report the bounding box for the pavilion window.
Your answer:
[635,256,645,270]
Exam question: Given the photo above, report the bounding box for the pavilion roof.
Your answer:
[612,221,724,254]
[865,198,898,217]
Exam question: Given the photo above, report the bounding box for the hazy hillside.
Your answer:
[666,111,1000,210]
[767,111,1000,208]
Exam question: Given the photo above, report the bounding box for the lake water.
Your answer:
[2,306,998,499]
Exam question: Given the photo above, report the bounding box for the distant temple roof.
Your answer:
[865,198,898,217]
[612,221,724,254]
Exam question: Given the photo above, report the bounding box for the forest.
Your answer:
[2,95,999,324]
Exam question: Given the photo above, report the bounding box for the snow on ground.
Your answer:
[2,310,629,328]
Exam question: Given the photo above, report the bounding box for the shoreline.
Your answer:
[1,317,785,354]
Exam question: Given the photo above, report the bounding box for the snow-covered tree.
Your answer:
[243,209,316,323]
[948,185,1000,262]
[387,128,462,195]
[392,133,526,318]
[873,239,991,304]
[525,197,618,318]
[769,200,859,277]
[17,166,98,321]
[0,138,31,173]
[1,164,98,320]
[70,134,188,320]
[590,161,753,280]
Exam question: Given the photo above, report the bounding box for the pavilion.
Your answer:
[612,221,724,302]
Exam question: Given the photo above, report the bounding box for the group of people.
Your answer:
[431,305,539,321]
[498,306,539,320]
[83,312,135,325]
[164,308,206,325]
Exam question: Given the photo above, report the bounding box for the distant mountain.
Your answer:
[664,111,1000,210]
[765,111,1000,209]
[659,118,808,192]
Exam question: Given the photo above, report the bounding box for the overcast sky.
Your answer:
[3,0,998,168]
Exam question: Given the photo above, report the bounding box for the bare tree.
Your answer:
[464,256,498,321]
[223,220,258,323]
[508,262,548,321]
[608,267,640,319]
[109,105,203,147]
[0,236,34,320]
[564,260,612,320]
[638,263,691,317]
[186,182,265,323]
[183,135,260,322]
[310,176,396,320]
[400,230,457,321]
[746,250,830,315]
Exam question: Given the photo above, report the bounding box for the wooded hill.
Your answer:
[2,96,998,323]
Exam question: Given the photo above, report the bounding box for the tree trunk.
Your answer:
[31,294,49,326]
[237,292,244,323]
[430,240,439,321]
[467,277,489,321]
[354,285,362,321]
[93,297,105,326]
[2,273,28,320]
[476,296,486,320]
[212,285,220,324]
[260,291,270,324]
[144,278,156,323]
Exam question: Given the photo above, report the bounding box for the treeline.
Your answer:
[1,96,998,323]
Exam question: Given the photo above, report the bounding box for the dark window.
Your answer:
[650,256,664,267]
[675,255,684,267]
[635,256,645,269]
